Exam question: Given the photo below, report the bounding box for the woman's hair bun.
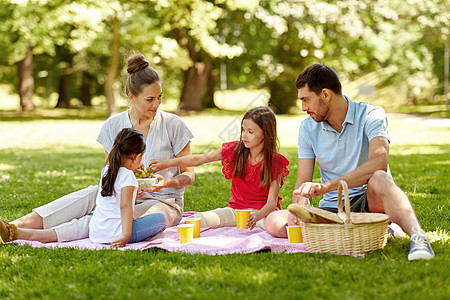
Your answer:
[127,53,149,74]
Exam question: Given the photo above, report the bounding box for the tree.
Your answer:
[16,45,35,110]
[221,0,399,113]
[142,0,258,112]
[0,0,110,110]
[0,0,60,110]
[1,0,447,114]
[50,1,118,110]
[104,10,120,116]
[386,0,450,104]
[55,44,75,108]
[173,27,214,111]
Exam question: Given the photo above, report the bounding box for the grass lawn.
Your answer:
[0,110,449,299]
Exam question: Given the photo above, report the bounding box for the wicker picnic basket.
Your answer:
[300,181,389,255]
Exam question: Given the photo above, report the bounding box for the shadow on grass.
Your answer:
[0,147,104,218]
[0,108,114,122]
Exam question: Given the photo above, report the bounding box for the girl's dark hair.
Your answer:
[232,106,279,188]
[101,128,146,197]
[125,53,161,96]
[295,64,342,95]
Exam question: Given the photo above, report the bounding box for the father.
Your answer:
[265,64,435,261]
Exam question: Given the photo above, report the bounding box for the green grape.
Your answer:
[134,167,154,179]
[145,167,154,178]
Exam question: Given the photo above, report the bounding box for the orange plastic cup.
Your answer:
[177,224,194,244]
[236,209,251,229]
[185,217,201,238]
[286,225,303,243]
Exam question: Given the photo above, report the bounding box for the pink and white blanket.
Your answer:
[13,212,309,255]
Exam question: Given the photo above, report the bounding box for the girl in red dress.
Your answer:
[149,106,289,230]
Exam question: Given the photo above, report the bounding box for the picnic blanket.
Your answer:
[12,212,311,255]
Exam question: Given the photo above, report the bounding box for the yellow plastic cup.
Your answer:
[236,209,251,229]
[286,225,303,243]
[185,217,201,238]
[177,224,194,244]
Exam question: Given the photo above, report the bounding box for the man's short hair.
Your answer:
[295,64,342,95]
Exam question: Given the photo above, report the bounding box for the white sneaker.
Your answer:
[387,223,407,238]
[408,233,435,261]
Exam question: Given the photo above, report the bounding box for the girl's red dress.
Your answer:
[221,141,290,210]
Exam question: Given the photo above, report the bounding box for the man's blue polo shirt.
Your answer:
[297,96,389,209]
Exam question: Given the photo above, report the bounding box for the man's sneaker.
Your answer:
[408,233,435,261]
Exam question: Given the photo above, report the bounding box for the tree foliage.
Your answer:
[0,0,447,113]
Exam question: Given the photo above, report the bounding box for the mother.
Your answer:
[2,53,195,243]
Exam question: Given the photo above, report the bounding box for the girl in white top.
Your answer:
[89,128,166,246]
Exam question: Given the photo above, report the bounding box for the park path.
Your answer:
[0,112,448,150]
[182,112,449,148]
[387,113,450,127]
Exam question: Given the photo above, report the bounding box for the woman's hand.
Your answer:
[142,174,168,193]
[247,212,261,230]
[148,159,168,172]
[111,235,130,247]
[136,189,146,200]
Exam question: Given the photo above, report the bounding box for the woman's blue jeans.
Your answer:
[128,213,167,243]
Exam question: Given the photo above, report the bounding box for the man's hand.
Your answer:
[294,182,326,198]
[287,212,299,226]
[292,193,310,206]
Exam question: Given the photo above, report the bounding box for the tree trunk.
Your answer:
[56,73,72,108]
[104,12,119,117]
[174,28,213,112]
[203,67,217,109]
[16,46,35,111]
[55,45,74,108]
[267,79,296,114]
[178,59,213,111]
[80,71,93,107]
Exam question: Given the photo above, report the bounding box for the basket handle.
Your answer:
[337,180,351,224]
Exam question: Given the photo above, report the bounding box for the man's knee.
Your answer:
[368,170,394,191]
[367,170,398,213]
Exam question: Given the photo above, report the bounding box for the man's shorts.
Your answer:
[319,192,369,213]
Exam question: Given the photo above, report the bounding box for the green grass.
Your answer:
[0,113,449,299]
